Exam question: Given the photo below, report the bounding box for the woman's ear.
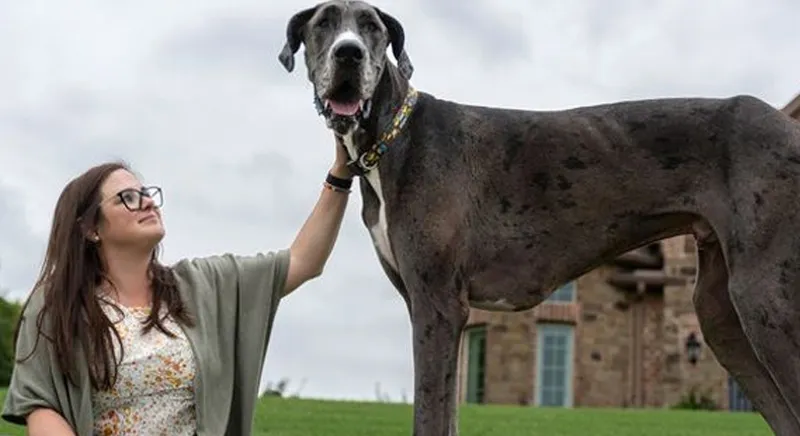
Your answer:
[84,230,100,243]
[78,216,100,243]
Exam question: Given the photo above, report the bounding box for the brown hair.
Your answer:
[14,161,194,391]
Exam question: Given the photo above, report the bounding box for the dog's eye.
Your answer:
[362,21,378,32]
[316,17,330,28]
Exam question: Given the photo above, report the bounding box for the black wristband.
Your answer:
[326,172,353,190]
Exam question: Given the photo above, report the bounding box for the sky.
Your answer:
[0,0,798,402]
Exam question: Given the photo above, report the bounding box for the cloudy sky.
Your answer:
[0,0,797,402]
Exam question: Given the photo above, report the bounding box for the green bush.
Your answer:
[672,386,718,411]
[0,296,22,387]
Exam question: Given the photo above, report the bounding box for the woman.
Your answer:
[1,137,355,435]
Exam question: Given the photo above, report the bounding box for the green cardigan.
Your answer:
[2,249,291,436]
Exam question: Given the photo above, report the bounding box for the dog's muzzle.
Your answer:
[314,41,374,132]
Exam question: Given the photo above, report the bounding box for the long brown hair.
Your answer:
[14,161,194,391]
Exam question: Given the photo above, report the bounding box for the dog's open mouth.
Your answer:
[326,99,366,116]
[322,80,371,119]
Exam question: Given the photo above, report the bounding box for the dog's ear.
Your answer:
[376,8,413,80]
[278,6,318,73]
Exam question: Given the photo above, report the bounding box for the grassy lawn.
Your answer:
[0,389,771,435]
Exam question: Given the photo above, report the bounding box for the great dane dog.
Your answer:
[278,1,800,435]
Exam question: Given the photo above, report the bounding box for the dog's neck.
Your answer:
[341,63,413,167]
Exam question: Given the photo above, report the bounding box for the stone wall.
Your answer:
[572,266,633,407]
[573,266,668,408]
[641,292,666,407]
[661,235,729,409]
[464,309,534,405]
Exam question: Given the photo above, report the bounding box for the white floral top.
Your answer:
[91,299,197,436]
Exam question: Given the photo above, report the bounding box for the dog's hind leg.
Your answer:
[407,282,469,436]
[693,240,800,435]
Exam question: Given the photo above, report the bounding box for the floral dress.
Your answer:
[91,299,197,436]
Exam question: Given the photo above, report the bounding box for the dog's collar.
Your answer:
[345,86,419,177]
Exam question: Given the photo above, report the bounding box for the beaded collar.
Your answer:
[346,86,419,176]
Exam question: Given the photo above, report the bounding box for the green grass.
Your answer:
[0,389,772,435]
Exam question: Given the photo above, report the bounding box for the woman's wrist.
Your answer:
[329,164,352,180]
[323,167,353,195]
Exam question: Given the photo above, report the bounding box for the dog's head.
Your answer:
[278,1,413,135]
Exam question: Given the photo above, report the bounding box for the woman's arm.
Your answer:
[26,408,75,436]
[283,137,352,295]
[2,293,79,434]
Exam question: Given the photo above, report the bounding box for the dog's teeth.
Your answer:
[362,100,372,117]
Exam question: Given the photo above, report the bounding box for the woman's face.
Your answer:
[94,169,165,249]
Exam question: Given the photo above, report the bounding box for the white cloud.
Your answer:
[0,0,797,401]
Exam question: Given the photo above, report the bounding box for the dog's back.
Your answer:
[394,92,800,304]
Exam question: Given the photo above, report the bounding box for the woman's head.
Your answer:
[16,161,193,391]
[86,164,166,254]
[49,162,165,268]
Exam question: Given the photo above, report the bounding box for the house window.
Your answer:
[546,281,576,303]
[728,376,754,412]
[535,323,574,407]
[464,326,487,404]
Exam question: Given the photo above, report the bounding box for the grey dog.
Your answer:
[278,1,800,434]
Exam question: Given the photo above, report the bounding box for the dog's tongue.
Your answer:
[328,100,360,116]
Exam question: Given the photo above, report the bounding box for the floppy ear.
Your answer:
[376,8,413,80]
[278,6,318,72]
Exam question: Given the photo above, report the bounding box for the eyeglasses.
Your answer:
[113,186,163,211]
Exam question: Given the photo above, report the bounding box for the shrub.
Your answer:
[0,296,22,387]
[672,386,718,411]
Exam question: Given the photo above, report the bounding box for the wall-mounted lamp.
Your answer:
[685,332,702,365]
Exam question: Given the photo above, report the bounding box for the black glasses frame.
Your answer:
[115,186,163,211]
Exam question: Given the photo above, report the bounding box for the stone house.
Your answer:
[456,92,800,411]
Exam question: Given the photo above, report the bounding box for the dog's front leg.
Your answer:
[408,287,469,436]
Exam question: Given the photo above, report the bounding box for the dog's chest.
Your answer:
[341,135,399,271]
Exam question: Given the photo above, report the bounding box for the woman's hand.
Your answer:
[330,135,353,179]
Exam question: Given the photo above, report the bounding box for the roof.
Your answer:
[782,92,800,120]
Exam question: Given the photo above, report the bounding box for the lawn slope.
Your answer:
[0,390,771,435]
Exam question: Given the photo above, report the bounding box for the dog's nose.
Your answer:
[334,43,365,63]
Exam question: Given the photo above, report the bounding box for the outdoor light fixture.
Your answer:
[685,332,702,365]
